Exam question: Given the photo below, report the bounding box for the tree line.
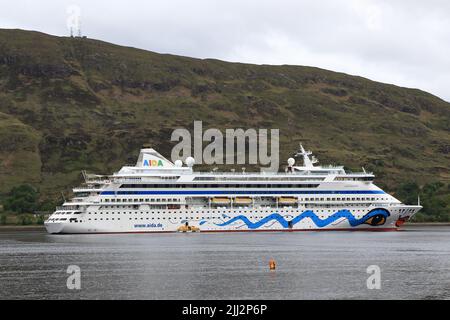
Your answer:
[0,185,59,225]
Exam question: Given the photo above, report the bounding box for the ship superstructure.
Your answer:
[45,145,421,234]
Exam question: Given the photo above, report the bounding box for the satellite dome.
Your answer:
[185,157,195,167]
[174,160,183,167]
[287,158,295,166]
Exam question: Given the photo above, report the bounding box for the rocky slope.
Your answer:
[0,29,449,207]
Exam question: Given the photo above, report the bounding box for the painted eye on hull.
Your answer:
[361,209,390,227]
[364,214,387,226]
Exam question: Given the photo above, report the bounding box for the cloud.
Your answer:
[1,0,449,101]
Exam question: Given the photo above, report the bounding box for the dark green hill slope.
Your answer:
[0,29,449,219]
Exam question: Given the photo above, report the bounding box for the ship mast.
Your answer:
[294,143,318,168]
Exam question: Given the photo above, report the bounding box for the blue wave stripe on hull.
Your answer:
[214,209,390,229]
[100,190,385,195]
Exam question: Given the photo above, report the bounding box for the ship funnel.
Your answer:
[136,148,174,168]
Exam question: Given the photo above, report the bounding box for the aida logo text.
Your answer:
[143,159,164,167]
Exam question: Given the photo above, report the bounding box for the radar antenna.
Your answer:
[81,170,86,182]
[294,143,316,168]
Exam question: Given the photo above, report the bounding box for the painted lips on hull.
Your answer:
[395,205,422,227]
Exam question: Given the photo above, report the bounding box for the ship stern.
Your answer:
[44,221,65,234]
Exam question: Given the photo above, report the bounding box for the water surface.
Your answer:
[0,225,449,299]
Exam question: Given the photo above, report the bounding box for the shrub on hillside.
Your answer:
[3,185,39,214]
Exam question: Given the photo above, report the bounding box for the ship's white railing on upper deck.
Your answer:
[106,173,373,184]
[86,169,373,179]
[344,171,374,176]
[113,170,373,176]
[56,205,80,211]
[84,177,111,183]
[73,187,103,191]
[345,171,373,176]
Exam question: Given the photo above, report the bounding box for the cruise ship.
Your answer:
[44,145,421,234]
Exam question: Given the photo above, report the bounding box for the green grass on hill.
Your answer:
[0,29,449,219]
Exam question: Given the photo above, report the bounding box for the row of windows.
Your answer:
[104,198,179,203]
[55,206,373,220]
[99,196,388,203]
[86,214,361,221]
[87,207,372,215]
[335,177,374,181]
[52,206,376,222]
[93,203,381,212]
[300,197,387,201]
[119,184,320,189]
[68,208,371,222]
[193,177,324,181]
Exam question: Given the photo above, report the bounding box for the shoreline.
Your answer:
[404,222,450,226]
[1,222,449,232]
[0,225,46,231]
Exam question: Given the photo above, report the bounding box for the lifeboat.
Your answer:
[211,197,231,204]
[234,197,252,204]
[177,225,200,232]
[277,197,298,204]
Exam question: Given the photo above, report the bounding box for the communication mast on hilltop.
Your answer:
[77,19,82,37]
[69,19,86,38]
[67,5,85,38]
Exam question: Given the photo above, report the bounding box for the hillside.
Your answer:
[0,29,449,219]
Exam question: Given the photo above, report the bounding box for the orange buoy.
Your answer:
[269,258,276,270]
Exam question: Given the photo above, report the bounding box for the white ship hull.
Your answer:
[45,145,422,234]
[45,204,421,234]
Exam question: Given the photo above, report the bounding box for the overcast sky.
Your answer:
[1,0,450,101]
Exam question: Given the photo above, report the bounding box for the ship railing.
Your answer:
[73,187,103,192]
[318,165,344,169]
[194,171,284,175]
[85,178,111,183]
[55,205,79,211]
[102,170,373,178]
[344,171,374,176]
[192,170,373,176]
[64,198,87,203]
